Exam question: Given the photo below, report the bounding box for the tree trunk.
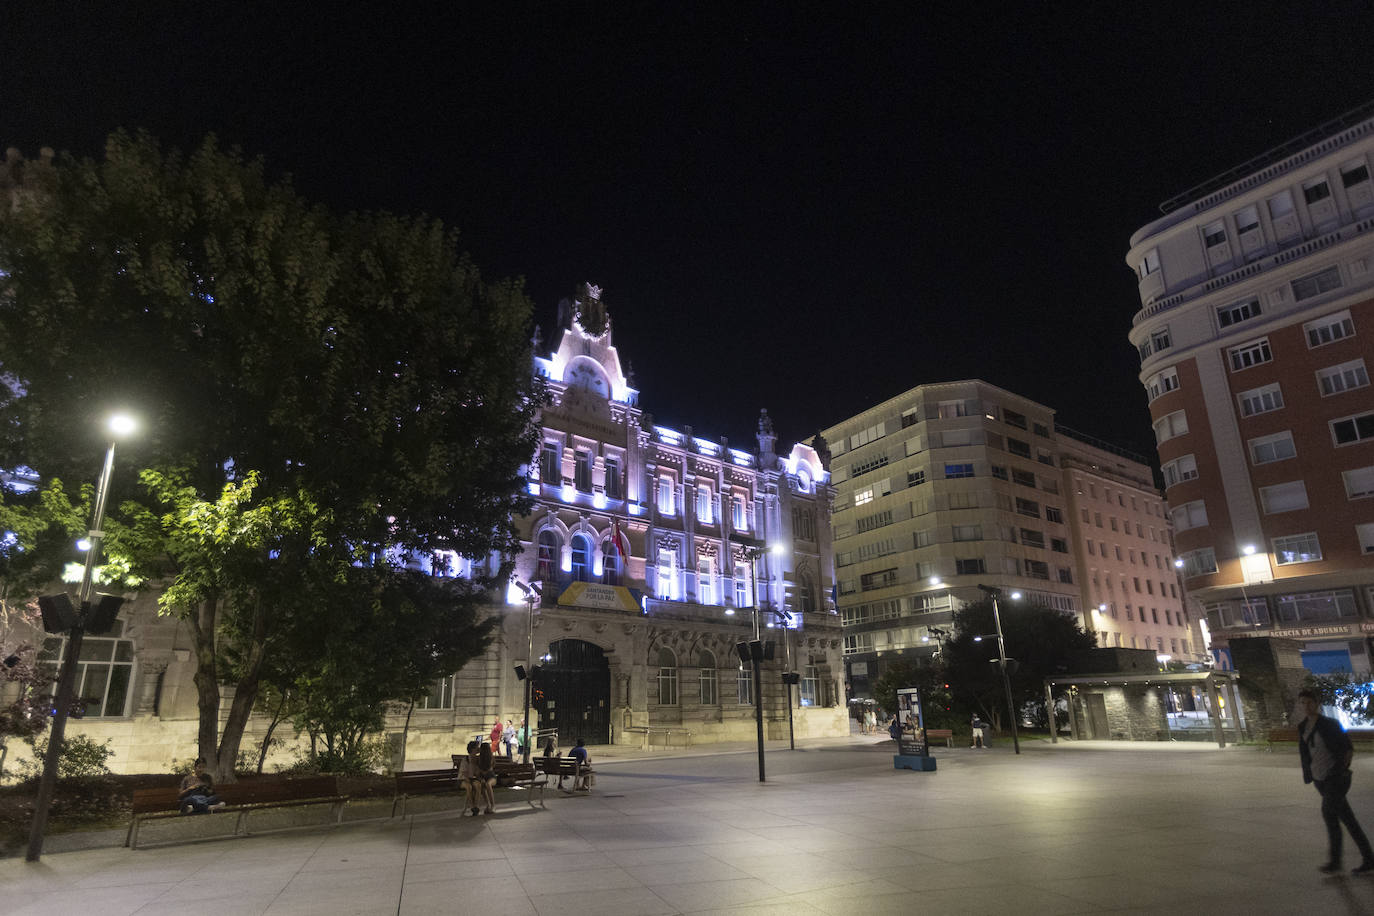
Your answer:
[188,596,223,778]
[256,689,291,775]
[398,699,415,774]
[215,598,271,783]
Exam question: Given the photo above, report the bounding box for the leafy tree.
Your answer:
[943,598,1096,732]
[0,132,540,781]
[872,658,958,730]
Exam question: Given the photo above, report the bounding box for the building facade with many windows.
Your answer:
[1127,104,1374,675]
[821,381,1088,699]
[1057,430,1207,664]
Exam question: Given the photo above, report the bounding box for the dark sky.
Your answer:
[5,4,1374,461]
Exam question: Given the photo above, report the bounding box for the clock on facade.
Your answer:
[566,360,610,398]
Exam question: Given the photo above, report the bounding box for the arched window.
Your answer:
[698,650,717,706]
[601,537,621,586]
[570,534,591,582]
[536,531,560,582]
[656,647,678,705]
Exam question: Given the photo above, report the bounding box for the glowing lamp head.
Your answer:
[1097,603,1107,612]
[76,538,92,552]
[770,543,785,557]
[1009,591,1022,601]
[1242,544,1257,555]
[107,413,137,438]
[929,576,942,586]
[1174,558,1184,568]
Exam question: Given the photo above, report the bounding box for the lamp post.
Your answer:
[27,413,136,861]
[976,584,1021,755]
[922,625,950,657]
[514,581,542,764]
[731,535,782,781]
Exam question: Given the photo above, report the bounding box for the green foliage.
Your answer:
[0,132,541,779]
[871,660,959,730]
[20,734,115,780]
[944,598,1096,732]
[1304,672,1374,725]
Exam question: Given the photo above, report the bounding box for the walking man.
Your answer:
[1297,688,1374,874]
[970,714,987,749]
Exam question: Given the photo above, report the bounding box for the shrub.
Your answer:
[19,734,115,780]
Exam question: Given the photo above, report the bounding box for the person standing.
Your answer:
[489,717,503,752]
[502,720,517,761]
[1297,689,1374,874]
[970,715,987,749]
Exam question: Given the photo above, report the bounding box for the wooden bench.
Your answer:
[923,728,953,747]
[126,774,346,849]
[444,756,548,809]
[1267,725,1301,750]
[533,755,594,792]
[393,768,462,817]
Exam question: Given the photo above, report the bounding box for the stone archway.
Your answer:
[534,638,611,745]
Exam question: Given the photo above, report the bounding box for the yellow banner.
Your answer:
[557,582,640,612]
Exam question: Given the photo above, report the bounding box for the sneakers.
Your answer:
[483,807,493,815]
[209,802,227,812]
[1320,862,1343,874]
[470,807,479,817]
[1353,862,1374,875]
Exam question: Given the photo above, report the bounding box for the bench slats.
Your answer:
[127,775,346,849]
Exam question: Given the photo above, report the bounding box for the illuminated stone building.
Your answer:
[1127,103,1374,674]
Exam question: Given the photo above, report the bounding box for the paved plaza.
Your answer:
[5,734,1374,915]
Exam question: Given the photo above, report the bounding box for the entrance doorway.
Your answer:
[1086,693,1109,739]
[534,639,611,746]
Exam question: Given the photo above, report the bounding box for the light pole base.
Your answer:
[893,755,937,772]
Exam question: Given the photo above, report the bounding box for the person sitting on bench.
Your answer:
[568,738,591,791]
[178,757,225,814]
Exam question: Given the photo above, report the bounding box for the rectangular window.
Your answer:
[1276,589,1356,622]
[38,632,135,718]
[860,568,899,591]
[937,400,968,419]
[1303,180,1332,205]
[952,524,982,542]
[1146,367,1180,401]
[1057,567,1074,584]
[1002,409,1028,429]
[658,475,676,515]
[955,558,986,575]
[1318,359,1370,396]
[1249,431,1296,465]
[1260,480,1309,514]
[800,665,820,707]
[856,510,893,533]
[738,664,754,702]
[1274,532,1322,565]
[1170,501,1208,531]
[1235,205,1260,233]
[657,549,677,599]
[1033,422,1050,437]
[1154,410,1188,444]
[1238,383,1284,417]
[1292,266,1342,301]
[696,485,713,523]
[732,495,747,529]
[1342,162,1370,188]
[944,463,974,479]
[1217,298,1261,328]
[698,557,714,605]
[1151,327,1172,352]
[1343,466,1374,499]
[1162,454,1199,487]
[1179,549,1218,577]
[1045,506,1064,523]
[854,487,874,507]
[574,450,592,491]
[907,469,926,487]
[540,442,561,482]
[1358,523,1374,554]
[990,465,1008,481]
[1037,450,1055,467]
[1025,560,1050,580]
[1007,438,1031,458]
[1015,497,1040,518]
[419,675,455,710]
[1306,310,1356,348]
[1268,190,1295,217]
[1202,220,1227,248]
[1019,528,1045,549]
[1228,338,1273,372]
[1012,468,1037,487]
[851,452,891,477]
[1331,411,1374,446]
[1138,249,1160,277]
[604,456,622,498]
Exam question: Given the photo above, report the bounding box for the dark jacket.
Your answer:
[1298,713,1353,784]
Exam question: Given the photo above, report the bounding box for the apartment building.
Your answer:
[821,381,1083,698]
[1058,429,1207,664]
[1127,102,1374,675]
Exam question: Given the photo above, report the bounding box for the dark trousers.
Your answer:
[1316,770,1374,865]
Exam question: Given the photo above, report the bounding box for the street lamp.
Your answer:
[730,535,783,780]
[513,580,542,763]
[27,412,136,861]
[976,584,1021,755]
[922,625,950,657]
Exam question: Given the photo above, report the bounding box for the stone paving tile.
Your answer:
[624,857,755,886]
[646,875,784,912]
[527,885,678,916]
[402,855,515,883]
[516,863,643,897]
[398,878,538,916]
[3,881,179,916]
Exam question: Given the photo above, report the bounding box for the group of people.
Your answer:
[455,734,593,814]
[488,717,528,761]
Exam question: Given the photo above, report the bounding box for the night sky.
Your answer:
[5,5,1374,462]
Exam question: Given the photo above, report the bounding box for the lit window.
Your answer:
[1180,548,1218,578]
[536,531,560,581]
[697,555,714,604]
[605,456,622,499]
[732,495,747,529]
[734,563,750,607]
[657,475,676,515]
[696,485,713,523]
[800,665,820,707]
[1317,360,1369,396]
[854,487,874,507]
[944,463,974,479]
[1273,533,1322,565]
[1153,410,1188,444]
[657,548,677,599]
[570,534,592,582]
[574,450,592,491]
[540,442,561,483]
